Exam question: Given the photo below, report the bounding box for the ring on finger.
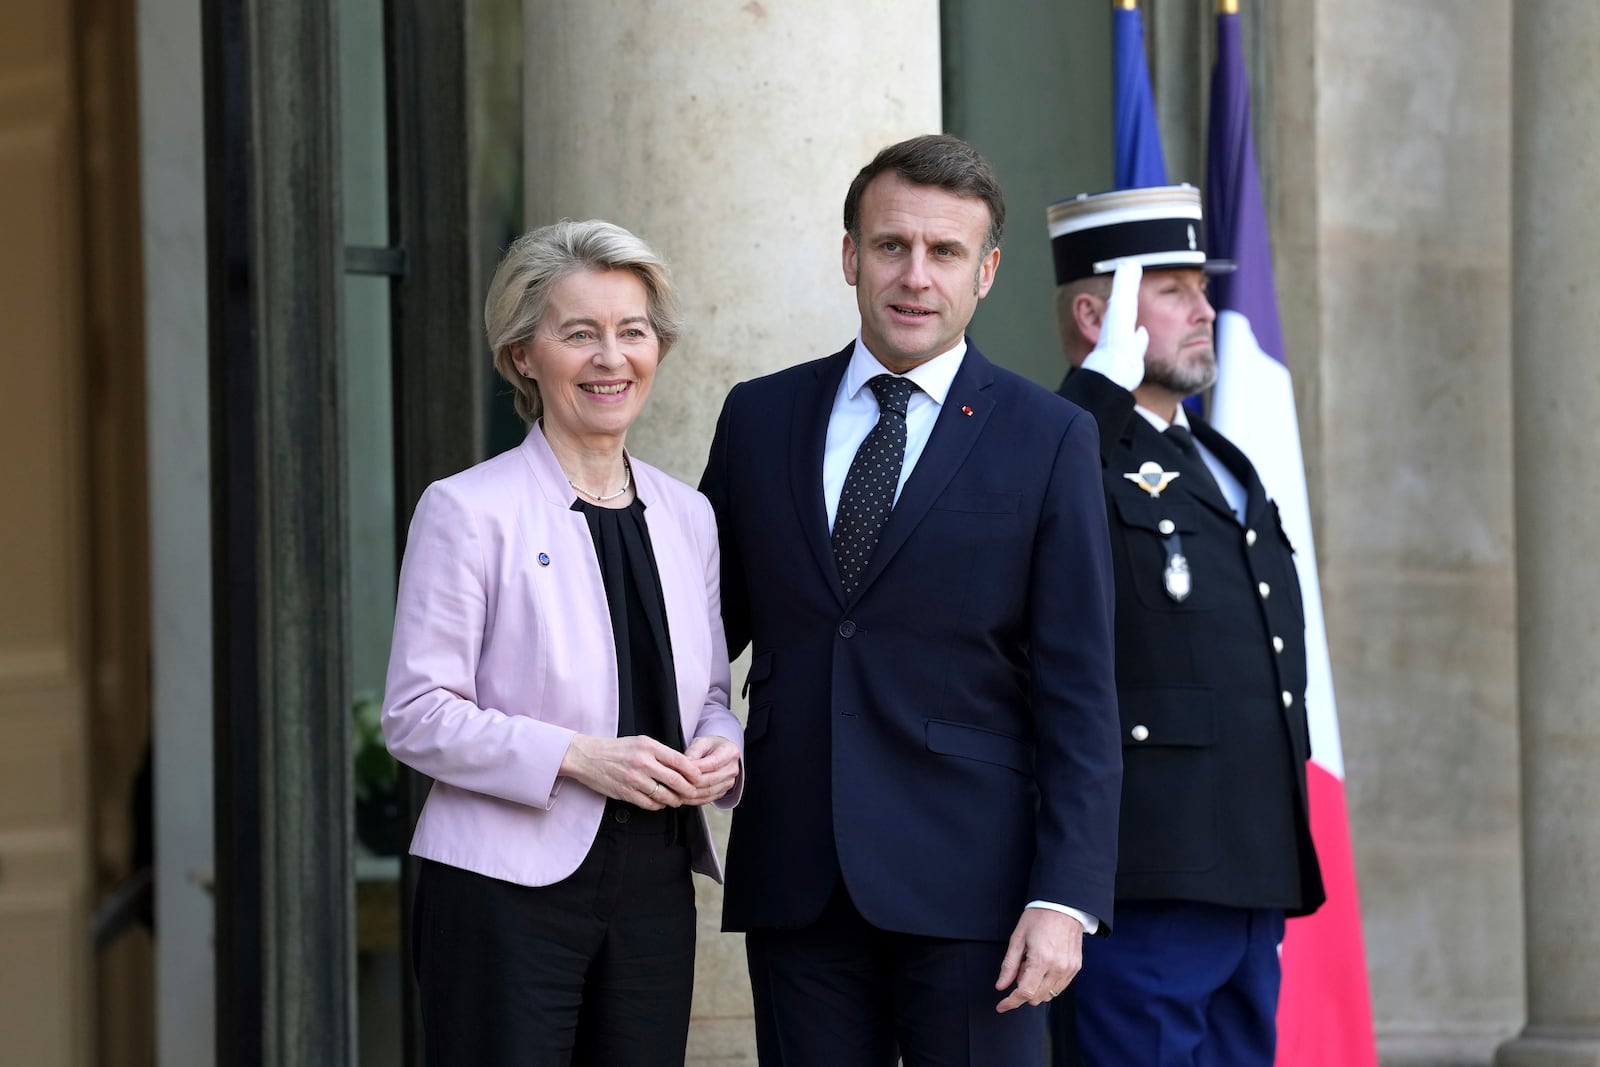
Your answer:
[647,781,660,798]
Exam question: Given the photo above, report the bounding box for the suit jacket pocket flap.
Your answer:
[926,719,1031,773]
[1113,494,1198,535]
[741,650,774,698]
[1119,686,1216,747]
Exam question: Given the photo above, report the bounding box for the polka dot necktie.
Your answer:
[833,374,920,597]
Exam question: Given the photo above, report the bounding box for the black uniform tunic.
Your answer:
[1059,367,1325,917]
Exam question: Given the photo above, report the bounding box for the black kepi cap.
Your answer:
[1046,184,1235,285]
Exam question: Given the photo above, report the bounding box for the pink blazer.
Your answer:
[382,426,744,886]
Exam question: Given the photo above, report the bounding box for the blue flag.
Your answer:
[1113,4,1167,188]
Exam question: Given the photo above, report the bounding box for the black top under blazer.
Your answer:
[1058,366,1325,917]
[701,341,1125,941]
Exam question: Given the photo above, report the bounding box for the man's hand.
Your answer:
[993,908,1085,1013]
[1080,259,1148,392]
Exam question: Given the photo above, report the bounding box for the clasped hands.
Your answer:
[1079,259,1149,392]
[561,732,740,810]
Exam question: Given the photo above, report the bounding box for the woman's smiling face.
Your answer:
[512,269,660,445]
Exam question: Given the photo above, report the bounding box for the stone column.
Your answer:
[524,2,941,483]
[1497,2,1600,1065]
[1312,1,1521,1059]
[522,5,940,1059]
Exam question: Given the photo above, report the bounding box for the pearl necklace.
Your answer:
[568,455,632,502]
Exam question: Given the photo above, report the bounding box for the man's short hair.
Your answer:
[843,134,1006,254]
[1055,274,1113,363]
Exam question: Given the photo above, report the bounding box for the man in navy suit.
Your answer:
[1046,186,1325,1066]
[699,134,1123,1065]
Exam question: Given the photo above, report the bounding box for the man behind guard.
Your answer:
[1046,184,1325,1066]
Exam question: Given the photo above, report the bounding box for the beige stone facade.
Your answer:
[1496,3,1600,1063]
[1299,2,1523,1061]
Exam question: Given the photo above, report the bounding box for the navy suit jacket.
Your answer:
[700,340,1123,942]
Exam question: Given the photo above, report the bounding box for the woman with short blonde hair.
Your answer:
[384,218,742,1065]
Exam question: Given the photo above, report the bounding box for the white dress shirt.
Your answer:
[824,336,965,528]
[824,336,1101,936]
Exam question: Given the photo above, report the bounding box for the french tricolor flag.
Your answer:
[1205,6,1378,1064]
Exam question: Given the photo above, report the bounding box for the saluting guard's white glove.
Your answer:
[1080,260,1148,392]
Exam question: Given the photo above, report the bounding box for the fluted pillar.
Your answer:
[522,4,940,1059]
[524,3,942,480]
[1497,2,1600,1064]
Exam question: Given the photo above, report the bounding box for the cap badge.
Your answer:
[1124,461,1181,498]
[1187,224,1197,251]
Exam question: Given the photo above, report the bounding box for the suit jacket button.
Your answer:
[1158,519,1175,535]
[1258,581,1271,599]
[839,620,857,638]
[1130,724,1149,742]
[614,807,631,823]
[1273,635,1285,654]
[1282,690,1294,709]
[1245,528,1258,546]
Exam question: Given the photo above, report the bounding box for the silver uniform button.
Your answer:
[1273,635,1285,654]
[1245,528,1257,546]
[1158,519,1176,535]
[1131,724,1150,742]
[1258,581,1271,599]
[1282,690,1294,708]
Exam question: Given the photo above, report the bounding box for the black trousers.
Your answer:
[412,802,697,1066]
[744,879,1049,1066]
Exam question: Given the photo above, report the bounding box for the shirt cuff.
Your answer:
[1025,900,1100,936]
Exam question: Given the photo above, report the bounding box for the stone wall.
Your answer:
[1294,1,1521,1061]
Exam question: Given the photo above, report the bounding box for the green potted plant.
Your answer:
[352,691,404,856]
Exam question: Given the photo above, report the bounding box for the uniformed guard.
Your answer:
[1046,185,1325,1067]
